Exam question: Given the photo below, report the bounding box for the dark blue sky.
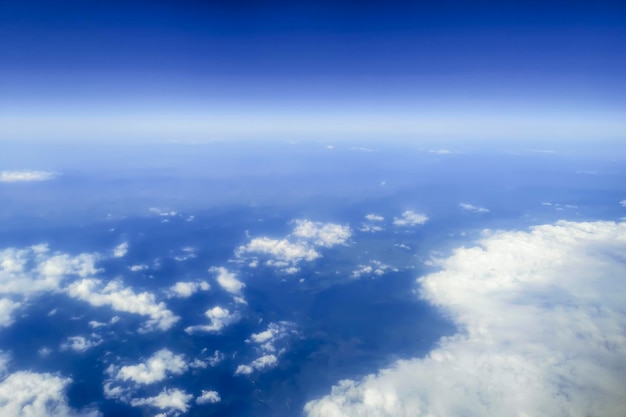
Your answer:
[1,0,625,142]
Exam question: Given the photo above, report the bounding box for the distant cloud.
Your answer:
[112,349,188,385]
[620,200,626,207]
[196,390,221,405]
[0,371,100,417]
[0,170,58,182]
[128,264,148,272]
[305,220,626,417]
[364,214,384,221]
[67,279,179,331]
[130,388,192,414]
[0,299,20,328]
[210,267,245,295]
[392,210,429,227]
[428,149,451,154]
[236,321,296,376]
[351,260,398,279]
[168,281,210,298]
[185,306,237,334]
[112,242,128,258]
[60,335,102,353]
[235,354,278,375]
[459,203,490,213]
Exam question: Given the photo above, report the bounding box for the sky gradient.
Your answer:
[1,0,625,142]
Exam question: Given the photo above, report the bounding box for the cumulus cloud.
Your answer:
[196,390,221,405]
[392,210,428,227]
[210,267,244,295]
[185,306,237,334]
[235,354,278,375]
[130,388,192,413]
[0,371,100,417]
[305,220,626,417]
[620,200,626,207]
[67,279,179,331]
[237,219,351,271]
[0,299,20,328]
[128,264,148,272]
[0,170,58,182]
[112,242,128,258]
[459,203,490,213]
[60,335,102,353]
[351,260,398,279]
[168,281,210,298]
[364,214,384,222]
[236,322,296,375]
[112,349,188,385]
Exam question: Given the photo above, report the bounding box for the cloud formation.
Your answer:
[130,388,192,414]
[305,220,626,417]
[0,170,58,182]
[211,267,245,295]
[392,210,428,227]
[185,306,237,334]
[112,242,128,258]
[60,335,102,353]
[0,299,20,328]
[196,390,221,405]
[112,349,188,385]
[459,203,490,213]
[168,281,210,298]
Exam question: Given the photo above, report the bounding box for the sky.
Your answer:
[1,0,626,142]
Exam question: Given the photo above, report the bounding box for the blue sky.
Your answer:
[1,0,625,142]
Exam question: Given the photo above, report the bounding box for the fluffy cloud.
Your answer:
[112,242,128,258]
[237,219,351,270]
[0,371,100,417]
[364,214,384,222]
[0,170,58,182]
[67,279,179,331]
[237,322,296,375]
[392,210,428,227]
[305,220,626,417]
[185,306,237,334]
[60,335,102,353]
[168,281,210,298]
[129,388,192,413]
[112,349,188,385]
[0,299,20,328]
[196,390,221,405]
[459,203,490,213]
[351,260,398,279]
[210,267,245,295]
[235,354,278,375]
[620,200,626,207]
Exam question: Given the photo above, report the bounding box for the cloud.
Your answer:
[0,371,100,417]
[459,203,490,213]
[0,170,58,182]
[248,321,296,353]
[112,349,188,385]
[112,243,128,258]
[291,220,352,247]
[428,149,451,154]
[0,299,20,328]
[210,267,245,295]
[168,281,210,298]
[185,306,237,334]
[392,211,428,227]
[67,279,179,331]
[196,390,221,405]
[364,214,384,222]
[235,354,278,375]
[130,388,192,414]
[620,200,626,207]
[239,238,320,264]
[128,264,148,272]
[60,335,102,353]
[305,220,626,417]
[351,260,398,279]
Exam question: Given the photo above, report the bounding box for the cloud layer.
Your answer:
[305,220,626,417]
[0,170,58,182]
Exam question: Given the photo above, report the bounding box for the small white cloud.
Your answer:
[0,299,20,328]
[248,321,296,352]
[0,170,58,182]
[112,242,128,258]
[459,203,490,213]
[620,200,626,207]
[128,264,148,272]
[238,238,321,264]
[112,349,188,386]
[351,260,397,279]
[235,354,278,375]
[291,220,352,247]
[365,214,384,221]
[185,306,237,334]
[210,267,245,295]
[168,281,210,298]
[196,390,221,405]
[130,388,192,413]
[428,149,451,154]
[60,335,102,353]
[66,279,179,331]
[393,210,429,227]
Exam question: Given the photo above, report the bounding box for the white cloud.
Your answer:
[196,390,221,405]
[67,279,179,331]
[239,238,320,264]
[619,200,626,207]
[185,306,237,334]
[351,261,398,279]
[364,214,384,222]
[305,220,626,417]
[129,264,148,272]
[0,170,58,182]
[291,220,352,247]
[0,298,20,328]
[0,371,100,417]
[248,321,296,352]
[112,242,128,258]
[392,210,428,227]
[168,281,210,298]
[210,267,244,295]
[235,354,278,375]
[60,335,102,353]
[130,388,192,413]
[459,203,490,213]
[428,149,451,154]
[113,349,187,385]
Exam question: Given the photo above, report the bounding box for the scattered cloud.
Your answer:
[130,388,192,414]
[237,322,296,376]
[112,242,128,258]
[60,335,102,353]
[305,220,626,417]
[128,264,148,272]
[240,238,320,264]
[196,390,221,405]
[112,349,188,385]
[364,214,384,222]
[393,210,428,227]
[620,200,626,207]
[0,170,58,182]
[185,306,237,334]
[210,267,245,295]
[428,149,451,154]
[459,203,490,213]
[67,279,179,331]
[0,371,100,417]
[168,281,210,298]
[351,260,398,279]
[291,220,352,247]
[0,299,21,328]
[349,147,374,152]
[235,354,278,375]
